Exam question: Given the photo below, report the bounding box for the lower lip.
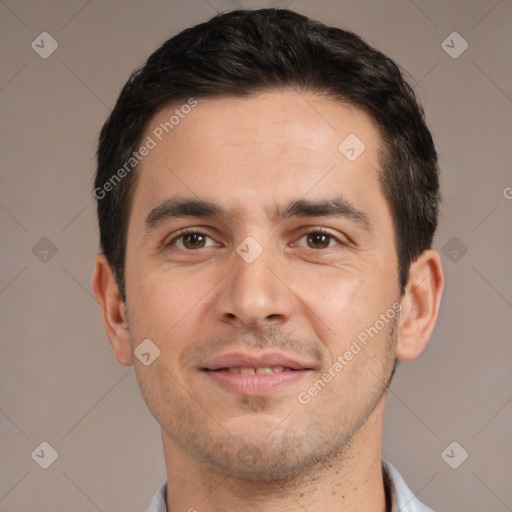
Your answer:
[203,369,309,394]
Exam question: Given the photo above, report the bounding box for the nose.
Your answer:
[213,242,295,330]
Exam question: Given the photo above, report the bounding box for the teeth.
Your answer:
[227,366,286,375]
[256,367,273,375]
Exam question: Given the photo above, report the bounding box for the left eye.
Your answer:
[170,231,216,250]
[296,231,341,249]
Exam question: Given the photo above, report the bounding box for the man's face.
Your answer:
[123,91,400,480]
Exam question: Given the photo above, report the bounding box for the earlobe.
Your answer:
[91,254,134,366]
[395,249,444,361]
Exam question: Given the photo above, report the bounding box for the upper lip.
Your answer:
[202,351,313,371]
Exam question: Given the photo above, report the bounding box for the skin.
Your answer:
[92,91,444,512]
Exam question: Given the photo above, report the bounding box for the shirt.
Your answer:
[146,459,434,512]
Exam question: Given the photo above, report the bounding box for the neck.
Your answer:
[163,400,388,512]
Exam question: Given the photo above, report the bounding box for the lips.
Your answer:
[202,352,313,394]
[227,366,285,375]
[202,352,311,372]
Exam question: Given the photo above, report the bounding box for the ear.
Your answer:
[395,249,444,361]
[91,254,133,366]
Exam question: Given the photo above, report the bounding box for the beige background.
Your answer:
[1,0,511,510]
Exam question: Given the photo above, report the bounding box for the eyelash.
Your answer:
[166,227,345,250]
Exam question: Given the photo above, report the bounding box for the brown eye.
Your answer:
[182,233,207,249]
[305,232,335,249]
[168,230,216,250]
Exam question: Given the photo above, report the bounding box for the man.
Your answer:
[91,9,444,512]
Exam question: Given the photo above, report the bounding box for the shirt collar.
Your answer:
[382,459,434,512]
[146,459,433,512]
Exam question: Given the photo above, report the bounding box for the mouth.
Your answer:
[201,352,314,394]
[215,365,293,375]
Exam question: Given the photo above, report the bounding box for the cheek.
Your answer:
[295,263,395,353]
[126,261,216,342]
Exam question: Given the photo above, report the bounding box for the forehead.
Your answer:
[129,91,387,229]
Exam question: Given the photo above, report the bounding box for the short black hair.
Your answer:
[95,8,440,301]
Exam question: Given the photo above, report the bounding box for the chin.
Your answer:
[184,423,345,483]
[205,443,314,482]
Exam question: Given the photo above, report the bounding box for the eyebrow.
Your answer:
[144,196,372,233]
